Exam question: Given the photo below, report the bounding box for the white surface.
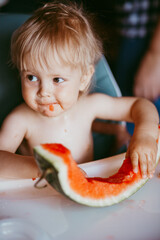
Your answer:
[0,218,52,240]
[0,153,160,240]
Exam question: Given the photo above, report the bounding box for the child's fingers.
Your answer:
[140,154,147,178]
[130,152,139,173]
[147,159,154,178]
[147,154,155,178]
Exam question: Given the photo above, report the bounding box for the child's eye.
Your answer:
[53,77,64,83]
[27,75,38,82]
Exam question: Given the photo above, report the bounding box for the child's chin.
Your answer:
[41,110,60,117]
[43,112,55,117]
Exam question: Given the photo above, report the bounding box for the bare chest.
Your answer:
[26,116,93,163]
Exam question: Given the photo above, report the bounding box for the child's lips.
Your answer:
[38,102,56,111]
[38,102,56,106]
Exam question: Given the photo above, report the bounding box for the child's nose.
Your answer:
[38,81,53,97]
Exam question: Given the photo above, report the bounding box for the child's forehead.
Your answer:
[22,52,81,75]
[20,33,90,74]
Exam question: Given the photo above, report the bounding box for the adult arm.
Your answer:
[134,19,160,100]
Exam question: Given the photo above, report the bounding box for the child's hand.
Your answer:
[126,134,158,179]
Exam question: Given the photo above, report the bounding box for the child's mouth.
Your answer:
[38,103,55,112]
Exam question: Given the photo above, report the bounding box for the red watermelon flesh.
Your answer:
[34,139,160,207]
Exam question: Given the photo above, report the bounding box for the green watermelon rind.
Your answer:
[34,145,159,207]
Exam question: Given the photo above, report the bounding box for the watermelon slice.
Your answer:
[33,138,160,207]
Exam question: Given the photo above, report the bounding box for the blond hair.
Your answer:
[11,1,102,91]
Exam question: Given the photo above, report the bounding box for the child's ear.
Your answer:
[79,65,94,91]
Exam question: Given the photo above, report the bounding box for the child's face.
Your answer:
[20,57,90,117]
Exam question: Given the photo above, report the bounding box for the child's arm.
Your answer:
[89,94,159,178]
[0,107,40,179]
[125,98,159,178]
[0,151,40,178]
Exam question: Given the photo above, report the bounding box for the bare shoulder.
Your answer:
[80,93,113,109]
[6,103,36,120]
[0,103,33,152]
[0,103,34,131]
[11,103,33,115]
[87,93,111,102]
[76,93,112,120]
